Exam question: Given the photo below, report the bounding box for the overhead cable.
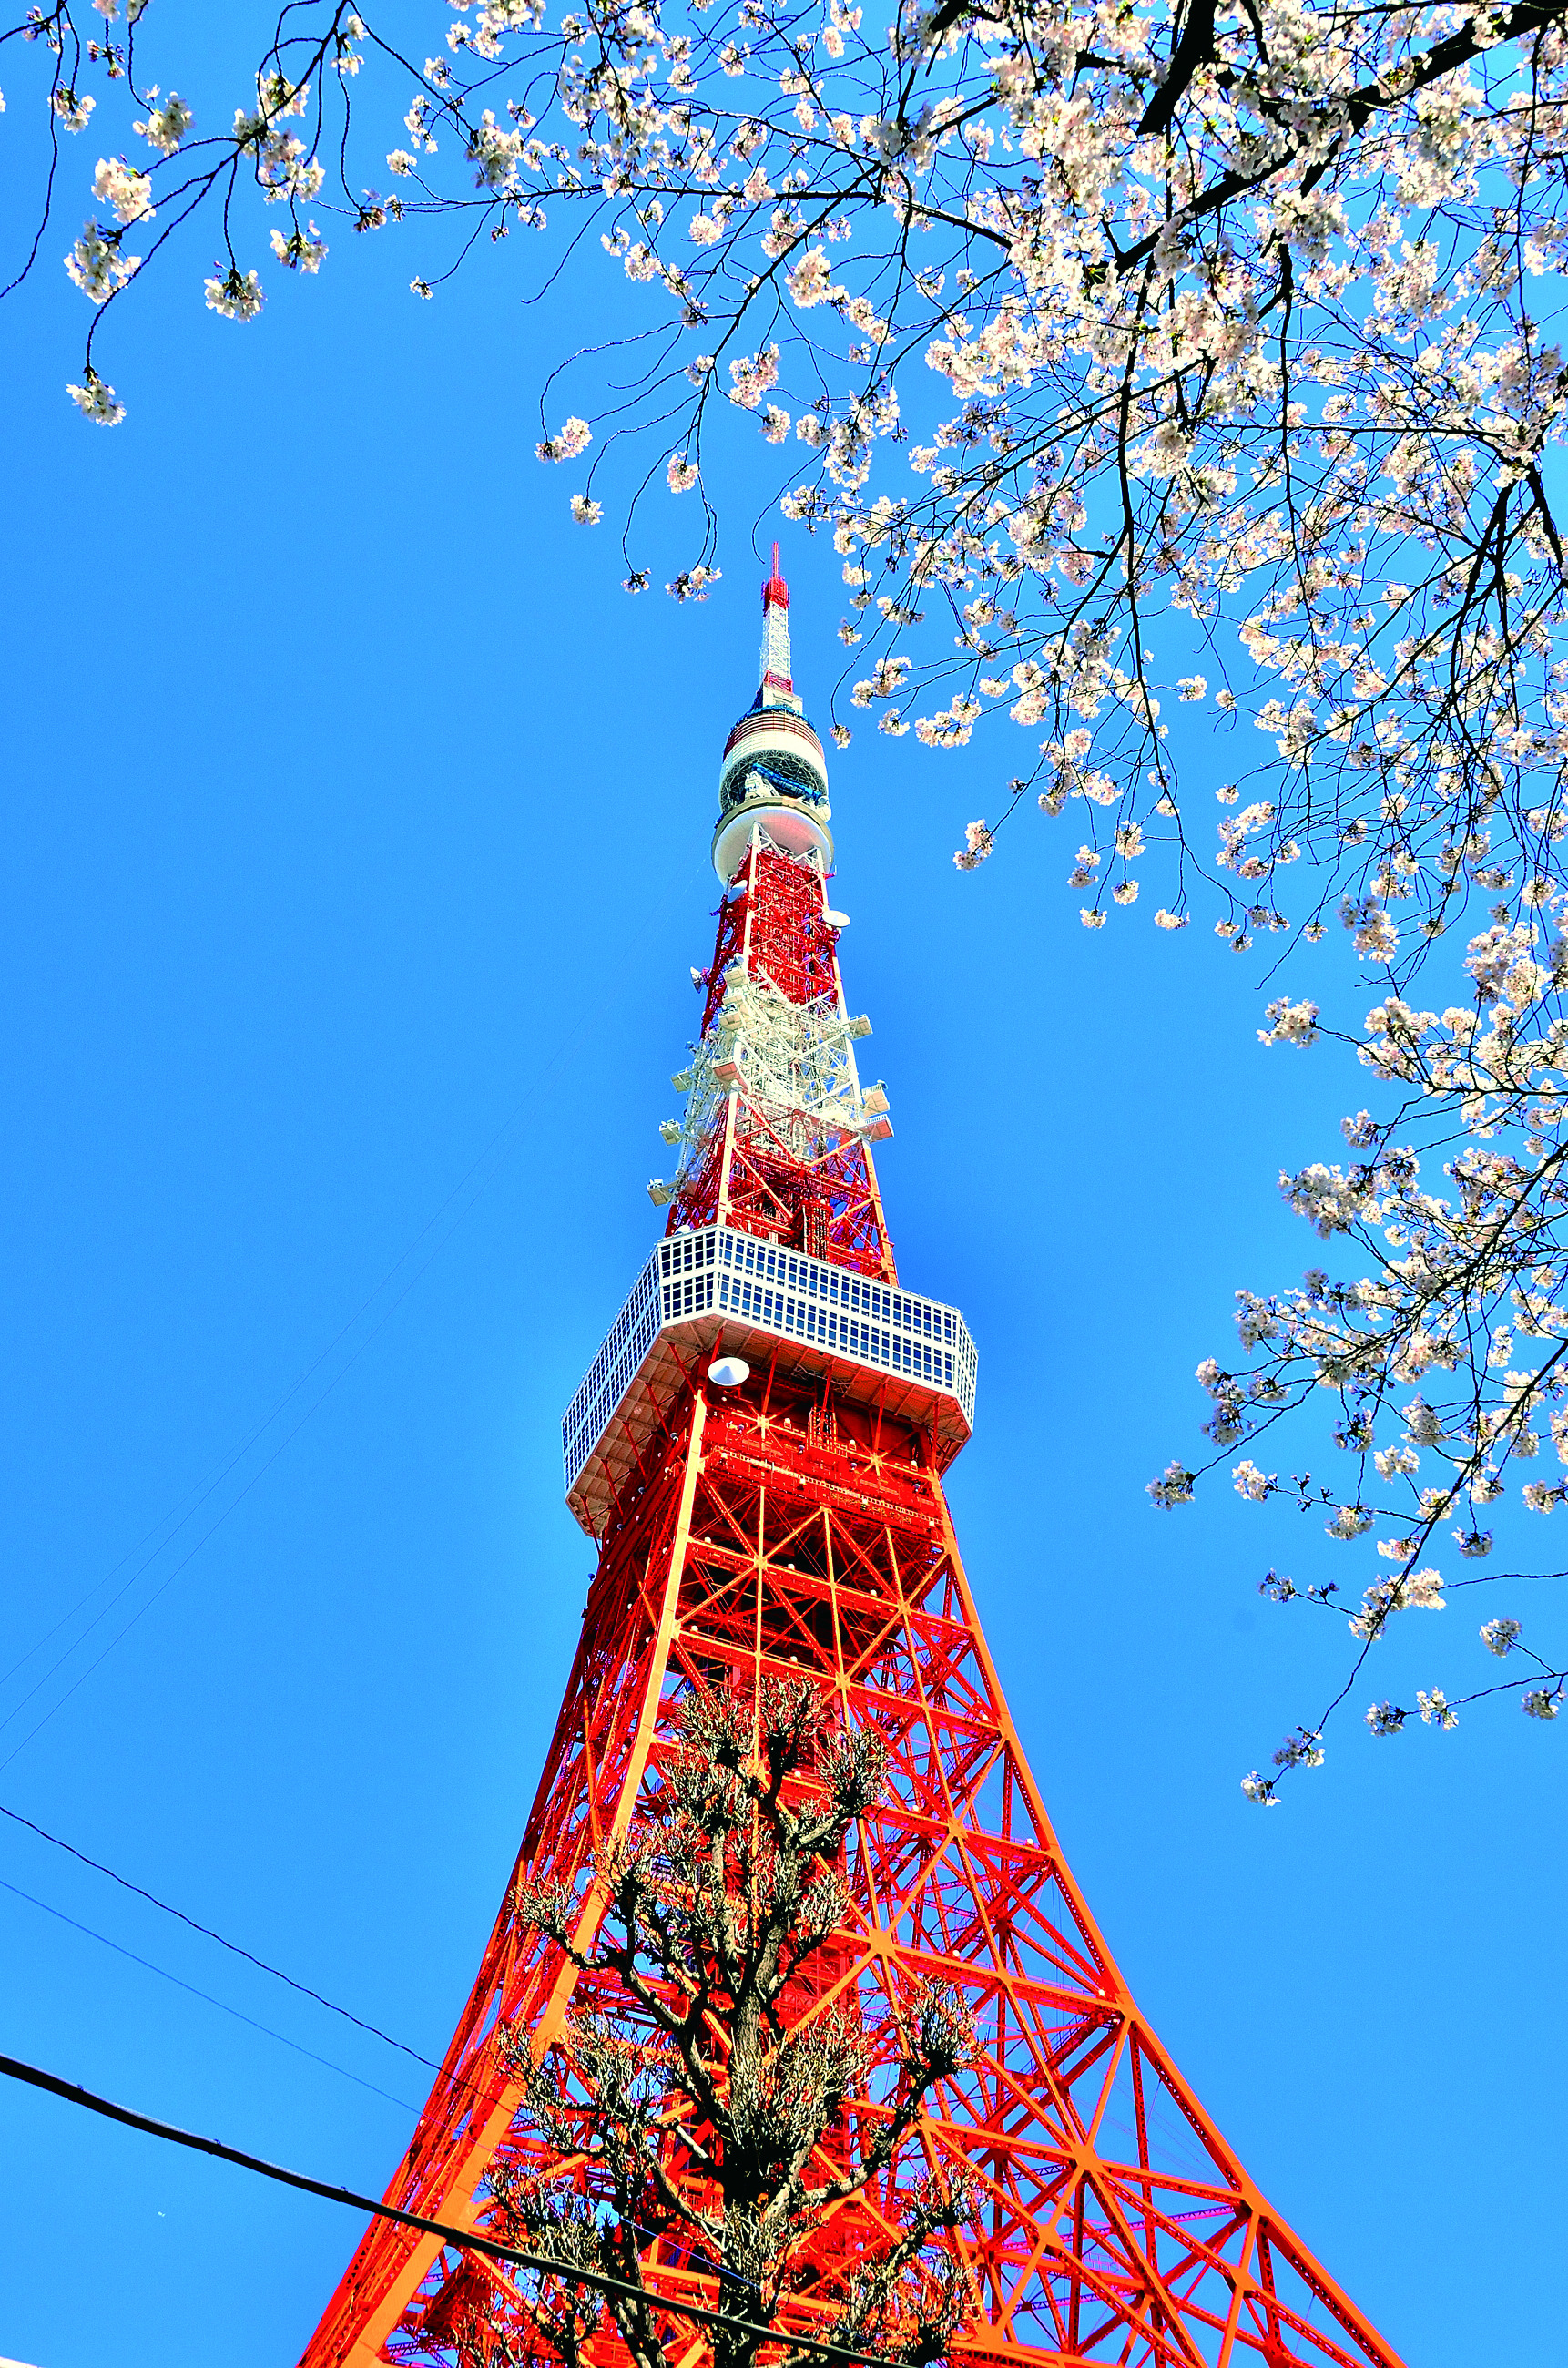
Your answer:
[0,879,695,1771]
[0,2046,903,2368]
[0,1811,767,2293]
[0,1876,418,2114]
[0,1796,439,2068]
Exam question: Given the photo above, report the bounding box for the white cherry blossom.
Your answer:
[11,0,1568,1791]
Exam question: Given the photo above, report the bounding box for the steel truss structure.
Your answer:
[665,839,892,1279]
[299,578,1401,2368]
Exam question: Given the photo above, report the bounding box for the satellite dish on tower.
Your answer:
[707,1356,750,1389]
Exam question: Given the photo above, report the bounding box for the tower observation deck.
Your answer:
[299,562,1403,2368]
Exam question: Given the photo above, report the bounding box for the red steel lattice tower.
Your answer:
[300,560,1403,2368]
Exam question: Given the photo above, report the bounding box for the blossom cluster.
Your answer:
[11,0,1568,1791]
[20,0,1568,699]
[1163,914,1568,1791]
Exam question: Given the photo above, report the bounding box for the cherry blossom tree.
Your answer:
[435,1679,973,2368]
[8,0,1568,1786]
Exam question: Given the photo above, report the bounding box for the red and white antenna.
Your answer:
[759,539,792,696]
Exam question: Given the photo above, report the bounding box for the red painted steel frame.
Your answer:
[299,842,1402,2368]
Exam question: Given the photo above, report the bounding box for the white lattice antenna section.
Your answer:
[656,970,884,1204]
[563,1224,977,1536]
[760,546,793,694]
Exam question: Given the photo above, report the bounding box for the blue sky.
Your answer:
[0,14,1563,2365]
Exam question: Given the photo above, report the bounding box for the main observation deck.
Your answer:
[563,1223,977,1538]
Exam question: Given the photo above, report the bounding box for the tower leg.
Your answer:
[299,1402,709,2368]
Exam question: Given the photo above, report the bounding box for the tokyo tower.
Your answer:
[299,557,1401,2368]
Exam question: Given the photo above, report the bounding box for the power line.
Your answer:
[0,1179,513,1774]
[0,871,697,1769]
[0,2046,904,2368]
[0,1877,418,2114]
[0,1797,766,2293]
[0,1176,502,1740]
[0,883,716,2098]
[0,1795,439,2067]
